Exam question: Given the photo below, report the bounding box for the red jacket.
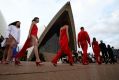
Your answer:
[78,30,90,44]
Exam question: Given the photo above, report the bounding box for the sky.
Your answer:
[0,0,119,52]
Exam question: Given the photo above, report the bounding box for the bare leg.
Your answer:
[31,35,41,62]
[6,45,13,62]
[6,37,15,63]
[34,46,40,62]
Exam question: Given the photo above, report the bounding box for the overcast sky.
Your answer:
[0,0,119,52]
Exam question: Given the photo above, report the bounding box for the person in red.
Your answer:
[92,37,101,64]
[78,27,91,65]
[15,17,41,66]
[52,25,73,66]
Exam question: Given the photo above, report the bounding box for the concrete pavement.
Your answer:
[0,62,119,80]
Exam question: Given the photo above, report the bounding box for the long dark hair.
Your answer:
[32,17,39,22]
[9,21,20,28]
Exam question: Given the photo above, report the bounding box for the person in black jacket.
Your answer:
[107,45,115,64]
[99,40,108,64]
[0,35,4,61]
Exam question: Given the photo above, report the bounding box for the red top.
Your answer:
[78,30,90,44]
[59,28,68,47]
[92,41,100,54]
[30,24,38,37]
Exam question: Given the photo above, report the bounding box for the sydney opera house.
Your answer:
[26,2,77,61]
[37,2,76,61]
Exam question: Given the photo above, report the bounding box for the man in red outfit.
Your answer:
[78,27,91,65]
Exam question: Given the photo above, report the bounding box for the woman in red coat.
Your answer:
[92,37,101,64]
[52,25,73,66]
[15,17,41,66]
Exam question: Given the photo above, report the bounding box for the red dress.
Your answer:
[92,41,100,56]
[59,28,68,48]
[30,24,38,37]
[92,41,101,64]
[78,30,90,64]
[15,24,38,58]
[52,28,73,64]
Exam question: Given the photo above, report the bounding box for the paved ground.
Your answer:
[0,62,119,80]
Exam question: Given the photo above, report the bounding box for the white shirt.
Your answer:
[5,25,20,43]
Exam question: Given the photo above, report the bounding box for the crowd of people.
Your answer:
[0,17,119,67]
[60,27,119,65]
[0,17,41,66]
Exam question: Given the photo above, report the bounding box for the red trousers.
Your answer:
[80,41,88,64]
[52,45,73,64]
[15,38,31,59]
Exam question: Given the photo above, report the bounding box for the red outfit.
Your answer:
[30,24,38,37]
[78,30,90,64]
[15,24,38,59]
[52,28,73,64]
[92,41,101,64]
